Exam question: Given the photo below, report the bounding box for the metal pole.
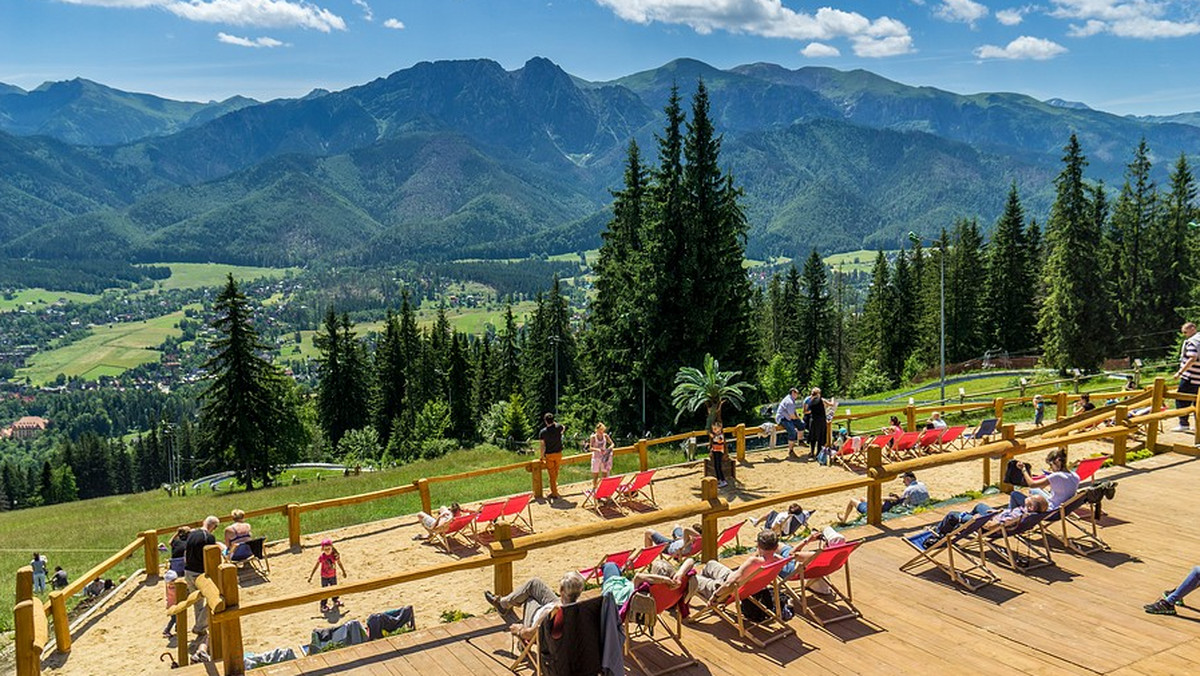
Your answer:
[554,335,559,414]
[940,246,946,403]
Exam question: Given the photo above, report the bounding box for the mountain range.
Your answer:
[2,57,1198,266]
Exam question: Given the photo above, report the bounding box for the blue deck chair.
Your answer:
[963,418,999,444]
[1037,491,1109,557]
[900,511,1000,591]
[984,509,1055,573]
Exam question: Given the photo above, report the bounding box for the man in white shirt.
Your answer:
[1173,322,1200,432]
[775,388,803,458]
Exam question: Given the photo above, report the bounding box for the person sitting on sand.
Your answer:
[224,509,253,558]
[416,503,464,539]
[747,503,812,537]
[839,471,929,523]
[484,570,586,642]
[644,523,701,558]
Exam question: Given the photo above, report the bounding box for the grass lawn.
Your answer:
[824,249,896,274]
[0,442,677,630]
[17,308,194,385]
[149,263,298,291]
[0,288,100,312]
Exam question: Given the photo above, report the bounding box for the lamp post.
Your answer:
[548,334,561,414]
[909,231,946,403]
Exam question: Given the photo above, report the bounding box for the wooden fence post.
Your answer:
[700,478,719,562]
[1113,406,1128,465]
[16,565,33,604]
[204,544,224,660]
[637,439,649,471]
[866,444,883,526]
[1147,377,1165,453]
[49,590,69,653]
[994,397,1005,426]
[1056,391,1068,420]
[492,523,514,596]
[904,405,916,432]
[174,579,189,668]
[15,600,38,676]
[287,503,301,549]
[734,425,746,463]
[142,531,160,577]
[530,461,544,500]
[417,478,432,515]
[218,564,244,676]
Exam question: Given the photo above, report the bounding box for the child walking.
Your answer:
[308,538,348,612]
[1033,394,1045,427]
[162,569,178,637]
[710,421,728,489]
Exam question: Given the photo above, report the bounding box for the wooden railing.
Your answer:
[14,378,1196,674]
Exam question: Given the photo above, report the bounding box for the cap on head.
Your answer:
[901,471,916,481]
[321,538,333,547]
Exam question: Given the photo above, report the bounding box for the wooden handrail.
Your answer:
[425,460,534,484]
[489,501,722,556]
[154,504,288,536]
[722,476,876,518]
[213,551,526,623]
[58,538,142,600]
[296,483,419,513]
[1128,405,1194,426]
[166,590,203,617]
[1021,425,1135,454]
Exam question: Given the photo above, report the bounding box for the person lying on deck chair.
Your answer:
[483,570,586,642]
[923,494,1049,548]
[747,503,812,537]
[644,524,701,558]
[599,557,697,607]
[415,503,464,539]
[839,471,929,523]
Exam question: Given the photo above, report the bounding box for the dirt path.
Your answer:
[42,429,1147,676]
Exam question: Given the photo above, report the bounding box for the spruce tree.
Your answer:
[1039,135,1109,371]
[315,310,371,450]
[1155,154,1196,331]
[497,302,522,399]
[887,248,915,380]
[1108,139,1159,358]
[946,219,986,362]
[447,332,473,440]
[373,308,406,447]
[985,183,1038,353]
[200,274,302,488]
[797,250,832,386]
[858,251,892,382]
[782,265,803,381]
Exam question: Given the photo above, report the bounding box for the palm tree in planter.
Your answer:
[672,354,753,429]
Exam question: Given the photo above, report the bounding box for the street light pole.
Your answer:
[909,231,947,403]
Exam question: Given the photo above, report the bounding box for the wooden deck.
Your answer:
[177,452,1200,676]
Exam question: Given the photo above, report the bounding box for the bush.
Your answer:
[850,359,892,397]
[440,609,474,623]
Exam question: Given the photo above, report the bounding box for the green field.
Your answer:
[17,309,193,384]
[824,249,896,274]
[150,263,298,290]
[0,288,100,312]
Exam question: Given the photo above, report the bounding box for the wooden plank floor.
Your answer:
[177,453,1200,675]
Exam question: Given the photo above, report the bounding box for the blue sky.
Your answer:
[2,1,1198,115]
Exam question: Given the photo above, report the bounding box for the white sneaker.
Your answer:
[1171,425,1191,433]
[718,480,729,488]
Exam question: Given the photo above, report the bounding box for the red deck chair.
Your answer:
[833,436,865,468]
[624,543,668,573]
[917,428,943,454]
[937,425,967,451]
[430,511,478,553]
[1074,456,1106,483]
[673,521,743,560]
[501,493,534,532]
[616,470,657,509]
[472,499,508,538]
[580,549,634,582]
[692,558,794,648]
[624,575,699,675]
[779,540,863,627]
[582,475,626,515]
[889,431,921,460]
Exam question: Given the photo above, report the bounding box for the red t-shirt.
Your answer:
[319,551,339,579]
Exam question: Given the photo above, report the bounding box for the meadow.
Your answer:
[823,249,895,274]
[148,262,297,291]
[0,288,99,312]
[17,309,192,385]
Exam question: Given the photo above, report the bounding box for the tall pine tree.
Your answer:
[1108,139,1159,358]
[985,183,1038,353]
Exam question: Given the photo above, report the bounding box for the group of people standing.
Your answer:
[775,387,836,460]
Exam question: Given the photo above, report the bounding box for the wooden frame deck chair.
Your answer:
[229,536,270,577]
[779,541,863,627]
[984,509,1054,573]
[1074,456,1106,484]
[964,418,999,445]
[625,543,668,573]
[674,521,744,560]
[579,549,634,582]
[692,558,794,648]
[937,425,968,451]
[625,578,698,676]
[581,475,625,516]
[616,470,657,509]
[917,428,943,455]
[512,596,608,676]
[502,493,535,533]
[1038,491,1109,556]
[889,431,921,461]
[900,512,998,591]
[430,511,478,553]
[833,436,865,468]
[472,499,508,539]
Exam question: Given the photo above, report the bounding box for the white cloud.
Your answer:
[1050,0,1200,39]
[801,42,840,57]
[216,31,287,47]
[593,1,914,55]
[58,0,347,32]
[995,6,1030,25]
[382,18,404,29]
[351,0,372,21]
[935,0,989,26]
[974,35,1068,59]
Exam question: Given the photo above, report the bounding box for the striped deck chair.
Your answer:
[916,428,943,454]
[900,511,999,591]
[984,508,1055,573]
[616,470,657,509]
[778,540,864,627]
[1038,491,1109,556]
[691,558,794,648]
[937,425,968,451]
[625,575,698,676]
[624,543,668,573]
[964,418,999,445]
[582,475,625,516]
[430,511,478,554]
[580,549,634,582]
[889,431,921,461]
[472,499,508,538]
[501,493,535,533]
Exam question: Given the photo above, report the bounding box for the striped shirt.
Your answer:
[1181,335,1200,383]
